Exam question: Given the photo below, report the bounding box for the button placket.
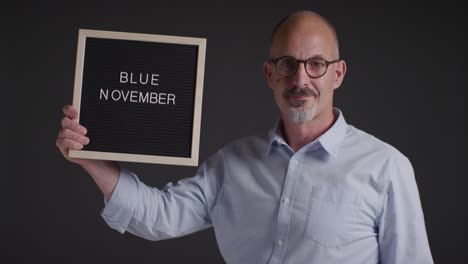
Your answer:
[269,154,303,264]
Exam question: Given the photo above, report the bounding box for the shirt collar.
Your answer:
[266,108,348,158]
[316,108,348,157]
[266,119,287,155]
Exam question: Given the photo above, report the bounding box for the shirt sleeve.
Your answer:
[377,154,433,264]
[100,149,225,241]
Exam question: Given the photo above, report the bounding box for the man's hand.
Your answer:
[56,105,92,167]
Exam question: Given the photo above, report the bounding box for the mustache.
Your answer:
[284,87,318,98]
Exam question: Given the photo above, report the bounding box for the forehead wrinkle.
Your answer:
[271,29,334,60]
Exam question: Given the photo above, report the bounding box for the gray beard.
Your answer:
[287,106,314,124]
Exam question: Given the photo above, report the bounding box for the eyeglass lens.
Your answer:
[276,57,328,77]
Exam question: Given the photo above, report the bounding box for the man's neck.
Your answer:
[281,109,336,152]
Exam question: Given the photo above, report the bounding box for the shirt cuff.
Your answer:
[100,168,139,234]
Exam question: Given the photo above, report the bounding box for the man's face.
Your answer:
[263,17,346,124]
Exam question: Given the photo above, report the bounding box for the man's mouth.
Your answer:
[289,95,312,99]
[284,87,318,99]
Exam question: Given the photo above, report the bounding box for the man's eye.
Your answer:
[280,59,296,68]
[309,59,325,68]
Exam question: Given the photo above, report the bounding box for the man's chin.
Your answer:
[287,107,315,124]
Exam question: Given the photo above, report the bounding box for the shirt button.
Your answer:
[291,159,298,166]
[282,197,290,204]
[277,239,283,246]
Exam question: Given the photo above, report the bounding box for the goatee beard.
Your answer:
[287,106,314,124]
[284,87,317,123]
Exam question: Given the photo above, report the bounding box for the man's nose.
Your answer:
[291,62,310,86]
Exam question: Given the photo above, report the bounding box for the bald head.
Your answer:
[270,11,340,59]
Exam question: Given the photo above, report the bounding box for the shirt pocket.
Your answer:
[304,185,361,247]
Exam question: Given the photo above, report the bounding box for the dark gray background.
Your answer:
[3,2,465,263]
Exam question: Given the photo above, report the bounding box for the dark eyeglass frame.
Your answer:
[269,56,341,78]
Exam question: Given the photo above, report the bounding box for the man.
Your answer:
[56,11,433,263]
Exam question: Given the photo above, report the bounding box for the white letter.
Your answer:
[121,90,130,101]
[111,90,121,101]
[130,90,138,102]
[158,93,166,104]
[130,72,137,84]
[168,94,176,105]
[139,91,149,103]
[139,73,148,85]
[120,72,128,83]
[151,74,159,86]
[150,92,158,104]
[99,88,109,100]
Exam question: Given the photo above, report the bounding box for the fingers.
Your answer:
[56,127,90,152]
[58,128,90,145]
[63,105,78,120]
[57,105,91,163]
[56,137,84,151]
[61,116,87,135]
[61,105,87,135]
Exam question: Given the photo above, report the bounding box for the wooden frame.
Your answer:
[69,29,206,166]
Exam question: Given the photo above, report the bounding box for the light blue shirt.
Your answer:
[101,108,433,264]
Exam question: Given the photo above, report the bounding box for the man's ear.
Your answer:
[333,60,347,90]
[263,61,275,89]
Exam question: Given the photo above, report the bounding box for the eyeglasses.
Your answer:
[269,56,340,78]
